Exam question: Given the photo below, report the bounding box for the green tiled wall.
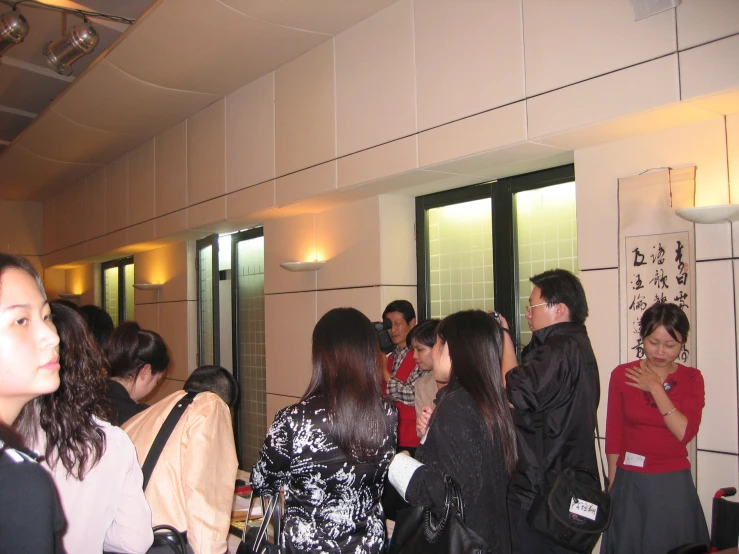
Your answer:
[103,266,119,325]
[428,198,494,318]
[515,182,578,346]
[124,263,135,322]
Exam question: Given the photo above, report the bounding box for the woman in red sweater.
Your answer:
[602,302,709,553]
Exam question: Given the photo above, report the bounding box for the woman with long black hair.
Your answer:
[388,310,518,553]
[251,307,398,553]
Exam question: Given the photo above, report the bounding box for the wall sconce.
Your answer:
[280,261,327,272]
[675,205,739,224]
[58,292,81,301]
[132,283,164,291]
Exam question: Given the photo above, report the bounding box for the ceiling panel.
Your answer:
[222,0,399,35]
[105,0,329,95]
[19,108,147,164]
[0,145,102,200]
[54,60,219,134]
[0,111,34,142]
[0,66,70,114]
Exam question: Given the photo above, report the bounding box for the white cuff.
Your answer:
[388,453,423,501]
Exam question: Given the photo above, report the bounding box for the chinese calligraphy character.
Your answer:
[649,268,669,289]
[674,290,689,310]
[632,247,646,267]
[631,273,644,291]
[653,292,667,304]
[629,294,648,311]
[632,338,645,359]
[651,243,666,265]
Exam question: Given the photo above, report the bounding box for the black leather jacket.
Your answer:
[506,322,600,508]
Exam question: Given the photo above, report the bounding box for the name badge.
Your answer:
[570,498,598,521]
[624,452,646,467]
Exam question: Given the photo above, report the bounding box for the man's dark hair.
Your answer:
[184,365,238,409]
[640,302,689,343]
[530,269,589,325]
[406,319,440,348]
[78,305,115,350]
[382,300,416,323]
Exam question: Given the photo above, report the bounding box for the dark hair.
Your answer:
[407,319,440,348]
[105,322,169,381]
[0,253,45,299]
[304,308,390,459]
[436,310,518,473]
[382,300,416,324]
[16,301,113,480]
[530,269,589,325]
[184,365,238,408]
[640,302,689,343]
[78,305,115,350]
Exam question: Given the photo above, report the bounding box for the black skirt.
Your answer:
[601,468,709,554]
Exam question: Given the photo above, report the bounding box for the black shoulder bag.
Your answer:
[525,338,612,553]
[237,490,284,554]
[389,474,490,554]
[142,391,199,554]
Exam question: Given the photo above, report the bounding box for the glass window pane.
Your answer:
[427,199,494,319]
[199,245,214,365]
[103,267,119,325]
[124,263,135,322]
[236,236,265,469]
[515,181,578,347]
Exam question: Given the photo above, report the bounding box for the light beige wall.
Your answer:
[133,241,197,402]
[575,114,739,525]
[40,0,739,268]
[264,194,416,423]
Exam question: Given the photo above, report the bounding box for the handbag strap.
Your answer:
[152,524,188,554]
[243,490,282,548]
[142,391,199,491]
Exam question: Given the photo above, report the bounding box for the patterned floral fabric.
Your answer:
[251,395,398,554]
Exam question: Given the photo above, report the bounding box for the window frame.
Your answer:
[230,226,265,467]
[196,234,220,367]
[100,255,134,324]
[415,164,576,339]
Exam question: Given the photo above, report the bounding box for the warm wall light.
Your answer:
[675,205,739,224]
[132,283,164,291]
[280,261,327,272]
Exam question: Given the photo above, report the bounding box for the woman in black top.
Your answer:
[0,254,65,552]
[251,307,397,553]
[104,321,170,424]
[388,310,518,553]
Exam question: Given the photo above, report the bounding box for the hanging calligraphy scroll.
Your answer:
[618,168,696,365]
[624,231,692,362]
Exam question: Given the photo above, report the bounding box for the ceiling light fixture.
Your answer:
[43,20,98,76]
[0,10,29,60]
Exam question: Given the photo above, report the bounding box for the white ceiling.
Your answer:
[0,0,401,200]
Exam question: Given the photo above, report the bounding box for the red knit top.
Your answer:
[387,351,421,449]
[605,361,705,473]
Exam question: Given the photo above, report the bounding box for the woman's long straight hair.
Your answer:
[303,307,389,459]
[437,310,518,473]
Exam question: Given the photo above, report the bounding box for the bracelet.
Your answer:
[662,407,677,417]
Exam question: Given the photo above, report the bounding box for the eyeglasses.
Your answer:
[525,302,549,314]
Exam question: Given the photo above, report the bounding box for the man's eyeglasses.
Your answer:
[525,302,549,314]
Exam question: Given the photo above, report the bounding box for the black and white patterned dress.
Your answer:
[251,395,397,554]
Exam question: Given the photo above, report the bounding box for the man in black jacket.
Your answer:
[501,269,600,554]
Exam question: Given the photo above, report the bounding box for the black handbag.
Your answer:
[526,412,612,553]
[388,474,490,554]
[237,489,283,554]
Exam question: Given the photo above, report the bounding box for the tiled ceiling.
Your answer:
[0,0,401,201]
